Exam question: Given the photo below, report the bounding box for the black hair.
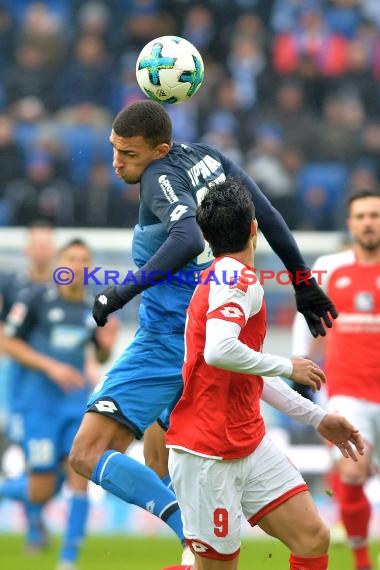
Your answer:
[347,189,380,210]
[196,177,256,257]
[58,238,90,256]
[112,100,172,147]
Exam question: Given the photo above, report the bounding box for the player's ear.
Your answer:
[250,219,258,237]
[154,143,171,159]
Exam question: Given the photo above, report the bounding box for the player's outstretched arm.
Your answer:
[317,414,365,462]
[223,158,338,337]
[261,377,364,462]
[92,216,204,326]
[261,375,326,429]
[205,319,325,395]
[294,277,338,338]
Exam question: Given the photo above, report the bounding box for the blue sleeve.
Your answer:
[221,155,309,275]
[141,164,197,230]
[4,286,41,340]
[115,216,204,303]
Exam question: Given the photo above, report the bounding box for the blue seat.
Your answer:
[58,124,112,185]
[0,199,12,226]
[3,0,72,24]
[296,162,348,230]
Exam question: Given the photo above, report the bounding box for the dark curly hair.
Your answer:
[196,177,256,257]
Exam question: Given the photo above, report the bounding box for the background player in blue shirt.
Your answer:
[69,100,338,564]
[0,220,56,552]
[1,239,116,570]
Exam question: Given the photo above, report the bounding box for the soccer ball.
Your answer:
[136,36,204,104]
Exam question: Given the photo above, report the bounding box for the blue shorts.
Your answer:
[86,327,184,438]
[23,407,83,472]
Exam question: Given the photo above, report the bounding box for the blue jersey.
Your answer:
[134,143,220,333]
[4,283,96,414]
[133,142,307,333]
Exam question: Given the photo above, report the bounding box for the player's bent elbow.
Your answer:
[204,344,224,368]
[187,238,205,260]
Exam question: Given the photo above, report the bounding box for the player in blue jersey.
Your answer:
[1,239,116,570]
[69,100,338,563]
[0,221,56,441]
[0,220,56,552]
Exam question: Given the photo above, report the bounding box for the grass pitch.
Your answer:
[0,534,378,570]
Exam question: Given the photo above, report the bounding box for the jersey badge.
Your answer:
[219,305,244,319]
[354,292,374,312]
[47,307,65,322]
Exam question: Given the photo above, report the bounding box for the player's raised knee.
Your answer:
[303,522,330,555]
[69,437,92,479]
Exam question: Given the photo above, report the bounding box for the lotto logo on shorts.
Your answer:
[191,542,209,553]
[94,400,118,413]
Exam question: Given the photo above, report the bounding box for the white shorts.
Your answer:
[168,434,307,559]
[327,395,380,468]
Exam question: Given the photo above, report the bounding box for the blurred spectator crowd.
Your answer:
[0,0,380,229]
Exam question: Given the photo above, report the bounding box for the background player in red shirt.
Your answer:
[165,178,364,570]
[293,189,380,570]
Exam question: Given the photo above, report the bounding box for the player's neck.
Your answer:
[224,248,254,268]
[59,285,85,302]
[29,265,51,283]
[354,245,380,264]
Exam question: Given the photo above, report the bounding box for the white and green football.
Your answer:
[136,36,204,104]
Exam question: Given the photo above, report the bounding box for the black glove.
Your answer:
[294,277,338,338]
[93,286,125,327]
